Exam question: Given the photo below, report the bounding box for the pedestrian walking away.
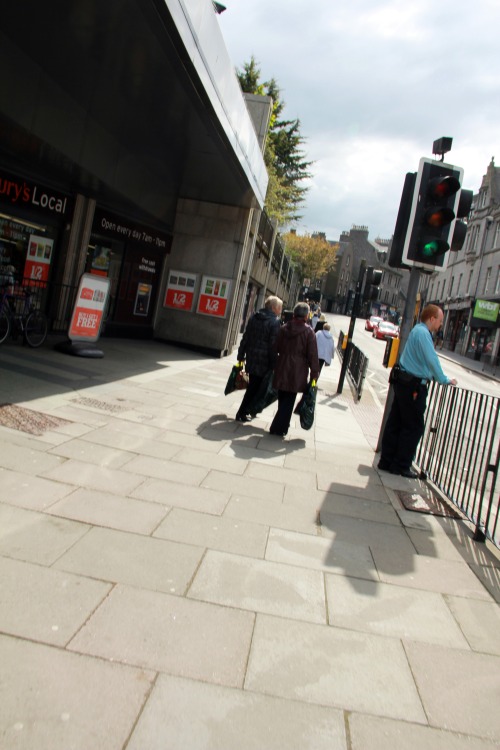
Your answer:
[235,295,283,422]
[269,301,319,437]
[379,304,457,478]
[315,323,334,377]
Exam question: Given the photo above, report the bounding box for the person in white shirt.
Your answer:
[315,323,334,377]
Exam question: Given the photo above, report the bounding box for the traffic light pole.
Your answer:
[337,260,366,394]
[376,266,421,451]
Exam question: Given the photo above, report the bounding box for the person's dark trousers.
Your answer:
[236,373,264,418]
[270,390,297,435]
[381,382,427,471]
[318,359,325,377]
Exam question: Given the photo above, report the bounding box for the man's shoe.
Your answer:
[399,468,419,479]
[235,414,251,423]
[391,467,419,479]
[377,460,391,471]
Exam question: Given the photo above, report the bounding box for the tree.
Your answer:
[283,231,338,283]
[237,57,312,225]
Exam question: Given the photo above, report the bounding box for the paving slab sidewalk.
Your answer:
[0,337,499,750]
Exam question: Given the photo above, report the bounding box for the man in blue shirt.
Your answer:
[379,304,457,478]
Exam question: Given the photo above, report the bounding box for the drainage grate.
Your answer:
[396,489,462,519]
[0,403,72,436]
[71,397,129,413]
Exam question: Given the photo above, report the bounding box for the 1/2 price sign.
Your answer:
[163,270,197,312]
[197,275,231,318]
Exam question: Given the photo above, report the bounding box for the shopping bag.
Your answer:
[246,370,277,414]
[299,382,317,430]
[224,363,248,395]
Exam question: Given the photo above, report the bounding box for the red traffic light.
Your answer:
[428,175,460,201]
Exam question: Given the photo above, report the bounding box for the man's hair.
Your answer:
[421,304,442,323]
[265,295,283,312]
[323,323,331,331]
[293,302,310,319]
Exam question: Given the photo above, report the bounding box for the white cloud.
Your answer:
[219,0,500,240]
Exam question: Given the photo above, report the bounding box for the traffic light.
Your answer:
[363,267,383,302]
[402,157,467,271]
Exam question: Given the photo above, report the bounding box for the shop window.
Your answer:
[0,212,57,288]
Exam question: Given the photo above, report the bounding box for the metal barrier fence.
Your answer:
[337,331,369,401]
[415,381,499,548]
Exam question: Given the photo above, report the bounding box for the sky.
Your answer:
[218,0,500,243]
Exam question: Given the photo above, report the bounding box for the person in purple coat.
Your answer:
[269,302,319,437]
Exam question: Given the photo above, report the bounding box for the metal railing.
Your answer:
[415,381,499,548]
[337,331,369,401]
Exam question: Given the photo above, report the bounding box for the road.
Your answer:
[326,313,499,405]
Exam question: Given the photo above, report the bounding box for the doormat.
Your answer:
[0,403,72,436]
[396,489,462,519]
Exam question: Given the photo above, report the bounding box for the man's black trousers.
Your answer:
[381,382,428,472]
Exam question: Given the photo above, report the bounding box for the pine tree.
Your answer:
[237,57,312,225]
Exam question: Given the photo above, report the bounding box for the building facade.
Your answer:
[324,226,406,321]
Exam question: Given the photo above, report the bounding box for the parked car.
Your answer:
[365,315,383,332]
[373,321,399,340]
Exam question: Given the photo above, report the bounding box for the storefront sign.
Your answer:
[0,169,71,217]
[68,273,110,342]
[473,299,499,324]
[23,235,53,285]
[197,275,231,318]
[93,208,171,252]
[164,270,197,311]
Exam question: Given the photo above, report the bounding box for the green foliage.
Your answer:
[283,232,338,282]
[237,56,312,225]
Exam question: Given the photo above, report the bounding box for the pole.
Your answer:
[337,260,366,394]
[376,265,421,451]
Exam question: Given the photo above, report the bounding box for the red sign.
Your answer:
[196,275,231,319]
[24,259,50,284]
[197,295,228,317]
[164,288,194,311]
[68,273,110,342]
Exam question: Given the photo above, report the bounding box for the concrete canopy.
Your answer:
[0,0,268,231]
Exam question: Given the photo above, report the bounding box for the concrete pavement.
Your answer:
[0,334,499,749]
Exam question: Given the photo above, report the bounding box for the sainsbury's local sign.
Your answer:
[0,169,71,217]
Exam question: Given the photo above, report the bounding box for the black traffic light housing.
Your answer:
[402,157,466,271]
[388,172,416,269]
[363,267,383,302]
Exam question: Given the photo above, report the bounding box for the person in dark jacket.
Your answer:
[235,295,283,422]
[269,302,320,437]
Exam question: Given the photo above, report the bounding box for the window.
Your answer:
[471,225,480,253]
[449,276,454,297]
[494,222,500,249]
[458,273,463,295]
[484,267,492,293]
[478,190,488,209]
[346,255,350,267]
[468,270,474,295]
[494,268,500,295]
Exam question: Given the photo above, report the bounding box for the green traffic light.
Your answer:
[421,239,448,257]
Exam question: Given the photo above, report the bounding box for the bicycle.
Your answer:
[0,286,48,347]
